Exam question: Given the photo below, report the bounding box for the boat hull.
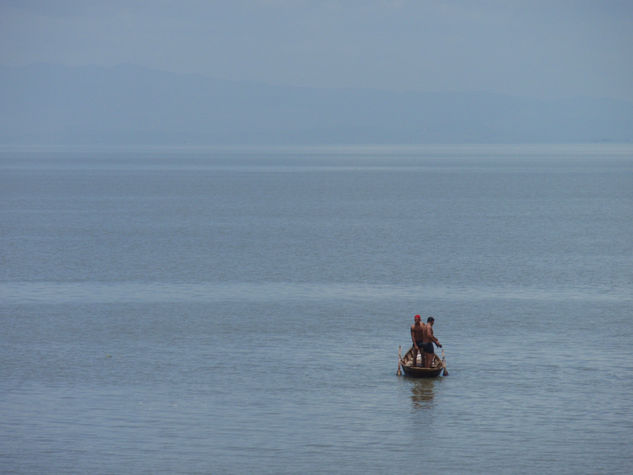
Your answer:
[401,364,444,378]
[399,347,444,378]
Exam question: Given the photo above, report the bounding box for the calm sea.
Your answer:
[1,145,632,474]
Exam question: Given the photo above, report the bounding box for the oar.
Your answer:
[397,345,402,376]
[441,348,449,376]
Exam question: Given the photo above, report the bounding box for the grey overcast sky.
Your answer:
[1,0,632,101]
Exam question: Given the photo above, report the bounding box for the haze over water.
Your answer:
[1,145,632,474]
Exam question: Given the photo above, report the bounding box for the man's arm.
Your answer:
[429,326,442,347]
[411,326,418,348]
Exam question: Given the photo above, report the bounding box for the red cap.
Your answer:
[414,315,421,321]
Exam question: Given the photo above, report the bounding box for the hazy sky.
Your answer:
[1,0,632,100]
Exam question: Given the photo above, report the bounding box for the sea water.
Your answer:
[1,144,632,474]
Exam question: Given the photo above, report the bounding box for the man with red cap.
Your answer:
[410,315,426,367]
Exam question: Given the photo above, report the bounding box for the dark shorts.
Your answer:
[415,341,434,353]
[421,342,434,354]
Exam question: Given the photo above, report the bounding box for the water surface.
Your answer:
[1,145,632,473]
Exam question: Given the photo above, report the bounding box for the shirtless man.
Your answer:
[410,315,426,367]
[421,316,442,368]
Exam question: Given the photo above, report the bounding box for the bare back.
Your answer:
[422,323,439,345]
[411,322,425,343]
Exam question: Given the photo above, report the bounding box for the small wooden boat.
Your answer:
[398,346,446,378]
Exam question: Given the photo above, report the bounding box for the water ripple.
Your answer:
[1,281,630,305]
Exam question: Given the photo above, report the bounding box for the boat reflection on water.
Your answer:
[410,379,437,409]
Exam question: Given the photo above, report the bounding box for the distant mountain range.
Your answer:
[1,64,631,145]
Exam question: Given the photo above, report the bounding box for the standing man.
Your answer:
[422,316,442,368]
[410,315,425,367]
